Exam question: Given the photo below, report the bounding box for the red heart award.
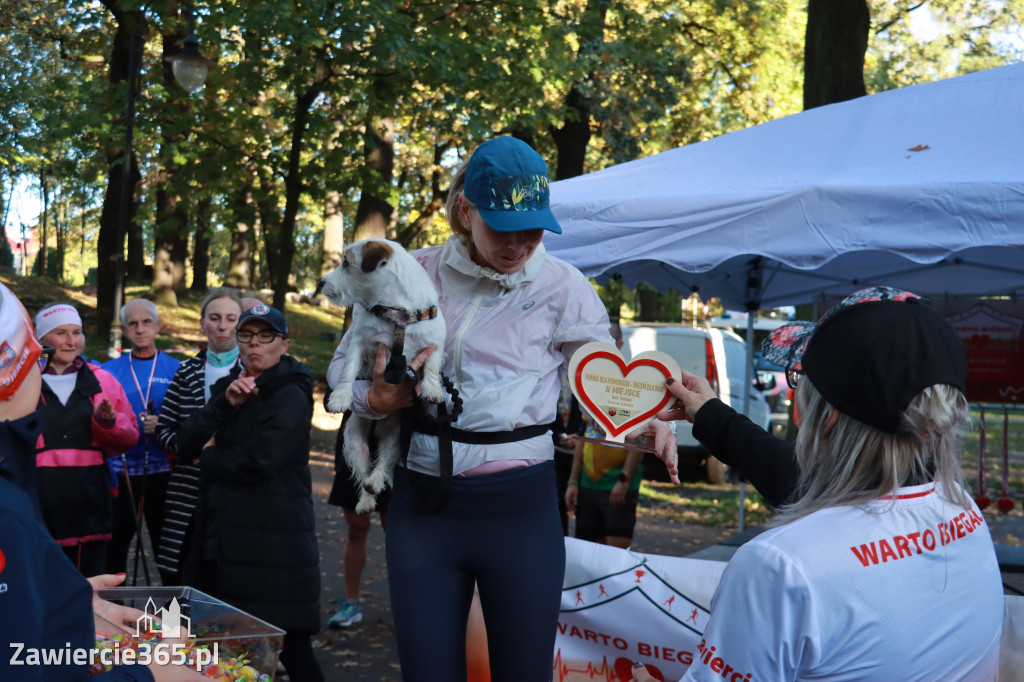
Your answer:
[568,342,681,450]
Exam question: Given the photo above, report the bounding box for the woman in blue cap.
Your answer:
[328,136,679,681]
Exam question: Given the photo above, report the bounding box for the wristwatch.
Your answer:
[617,472,631,483]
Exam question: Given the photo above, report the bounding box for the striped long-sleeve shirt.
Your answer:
[153,351,209,577]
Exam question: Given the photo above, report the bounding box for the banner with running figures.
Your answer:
[555,539,1024,682]
[555,538,726,682]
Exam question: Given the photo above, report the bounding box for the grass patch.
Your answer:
[638,409,1024,533]
[961,409,1024,507]
[639,480,773,529]
[0,273,347,382]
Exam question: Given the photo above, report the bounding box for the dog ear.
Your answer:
[361,241,394,273]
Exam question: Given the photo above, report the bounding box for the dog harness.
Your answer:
[368,305,438,357]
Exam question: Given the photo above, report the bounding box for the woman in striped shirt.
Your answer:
[154,288,243,584]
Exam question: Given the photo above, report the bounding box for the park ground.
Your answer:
[4,274,1022,680]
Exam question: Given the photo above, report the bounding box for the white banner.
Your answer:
[558,538,1024,682]
[557,538,726,682]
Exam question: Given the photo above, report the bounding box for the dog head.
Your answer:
[318,239,415,308]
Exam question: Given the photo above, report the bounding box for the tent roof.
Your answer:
[546,62,1024,309]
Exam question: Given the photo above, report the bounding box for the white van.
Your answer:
[621,324,773,484]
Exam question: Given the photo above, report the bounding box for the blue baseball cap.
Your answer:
[463,136,562,234]
[238,302,288,337]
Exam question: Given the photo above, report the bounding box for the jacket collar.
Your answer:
[441,237,546,291]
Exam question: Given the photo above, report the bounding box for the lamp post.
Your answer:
[167,28,215,93]
[108,31,141,358]
[107,18,214,357]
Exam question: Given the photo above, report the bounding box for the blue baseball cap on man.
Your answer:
[238,302,288,337]
[463,136,562,234]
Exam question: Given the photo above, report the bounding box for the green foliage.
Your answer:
[3,0,1021,303]
[867,0,1024,90]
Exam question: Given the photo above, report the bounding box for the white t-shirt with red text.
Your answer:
[682,482,1003,682]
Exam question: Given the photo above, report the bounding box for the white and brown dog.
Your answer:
[319,238,446,513]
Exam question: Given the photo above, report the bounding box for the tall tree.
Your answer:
[804,0,870,109]
[96,1,146,343]
[352,79,396,243]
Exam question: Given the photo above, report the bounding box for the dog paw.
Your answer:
[420,377,445,404]
[363,474,385,495]
[355,493,377,515]
[326,388,352,413]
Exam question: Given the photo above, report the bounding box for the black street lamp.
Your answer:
[108,31,141,358]
[166,27,216,93]
[108,18,214,357]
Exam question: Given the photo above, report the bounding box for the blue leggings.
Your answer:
[386,461,565,682]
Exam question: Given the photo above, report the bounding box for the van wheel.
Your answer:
[705,456,727,485]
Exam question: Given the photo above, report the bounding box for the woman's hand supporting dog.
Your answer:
[365,343,438,414]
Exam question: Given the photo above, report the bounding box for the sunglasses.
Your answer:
[785,367,802,390]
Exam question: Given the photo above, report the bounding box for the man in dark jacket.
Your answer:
[174,303,323,682]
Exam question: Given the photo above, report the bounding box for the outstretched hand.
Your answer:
[88,573,142,633]
[657,370,718,424]
[626,421,679,485]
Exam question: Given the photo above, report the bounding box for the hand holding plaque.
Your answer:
[568,342,681,452]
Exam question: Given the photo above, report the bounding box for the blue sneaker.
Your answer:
[328,599,362,628]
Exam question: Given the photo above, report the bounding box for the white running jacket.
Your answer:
[328,237,612,476]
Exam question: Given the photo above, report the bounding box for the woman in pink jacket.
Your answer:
[34,303,138,576]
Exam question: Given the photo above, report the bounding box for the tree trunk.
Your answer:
[152,185,189,305]
[257,173,279,291]
[804,0,869,110]
[55,198,66,283]
[126,218,145,282]
[321,190,345,276]
[96,3,145,342]
[190,196,212,291]
[225,186,254,288]
[352,79,395,243]
[637,287,658,322]
[272,83,323,311]
[151,18,191,305]
[550,0,610,181]
[39,174,49,277]
[551,86,591,181]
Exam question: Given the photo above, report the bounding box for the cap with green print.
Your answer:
[464,136,562,234]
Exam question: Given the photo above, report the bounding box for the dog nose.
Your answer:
[315,279,326,296]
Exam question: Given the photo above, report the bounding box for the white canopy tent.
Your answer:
[546,61,1024,312]
[545,63,1024,529]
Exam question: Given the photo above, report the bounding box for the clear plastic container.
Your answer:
[93,586,284,681]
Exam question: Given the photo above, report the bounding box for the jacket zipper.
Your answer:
[452,282,487,389]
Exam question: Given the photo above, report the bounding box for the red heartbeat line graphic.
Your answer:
[553,649,618,682]
[552,649,666,682]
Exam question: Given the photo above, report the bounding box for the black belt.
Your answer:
[402,414,549,512]
[415,423,550,445]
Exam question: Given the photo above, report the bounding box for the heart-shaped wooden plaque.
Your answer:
[568,342,680,443]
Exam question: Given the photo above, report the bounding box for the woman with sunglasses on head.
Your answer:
[32,302,139,577]
[328,136,678,681]
[634,287,1002,682]
[173,303,323,682]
